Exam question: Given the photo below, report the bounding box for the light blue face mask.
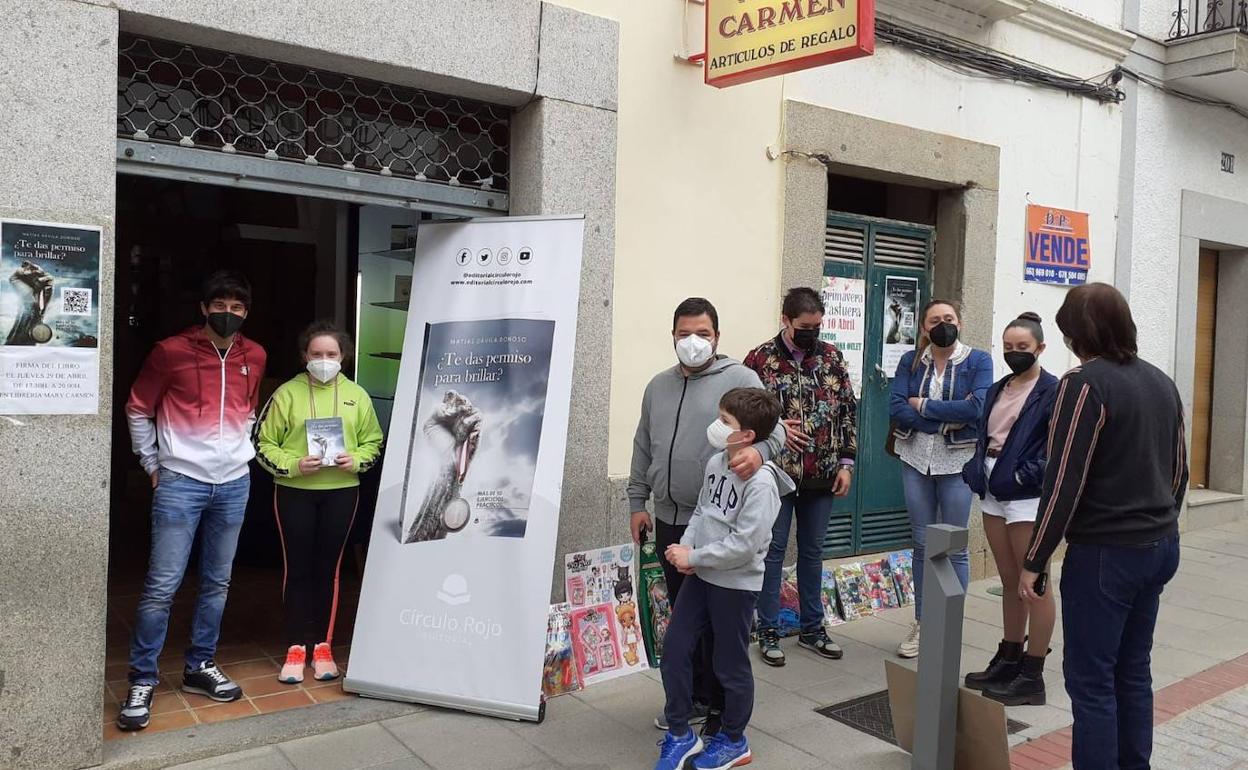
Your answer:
[706,418,735,450]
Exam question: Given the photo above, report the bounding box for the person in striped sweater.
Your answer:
[1019,283,1187,770]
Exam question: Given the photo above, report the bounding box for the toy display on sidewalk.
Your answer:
[542,603,583,699]
[563,543,650,686]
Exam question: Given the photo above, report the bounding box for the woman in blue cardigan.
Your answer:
[962,312,1058,706]
[889,299,993,659]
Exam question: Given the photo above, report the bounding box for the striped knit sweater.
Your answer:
[1024,357,1188,572]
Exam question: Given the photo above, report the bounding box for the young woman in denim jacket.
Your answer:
[889,299,993,659]
[960,312,1058,706]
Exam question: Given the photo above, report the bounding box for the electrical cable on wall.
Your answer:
[875,18,1125,104]
[519,2,546,111]
[1118,65,1248,121]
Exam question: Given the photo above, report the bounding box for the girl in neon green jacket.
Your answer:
[254,321,383,685]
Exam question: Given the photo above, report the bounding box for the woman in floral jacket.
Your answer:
[743,287,858,667]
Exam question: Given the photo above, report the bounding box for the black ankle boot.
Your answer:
[985,653,1047,706]
[964,640,1023,691]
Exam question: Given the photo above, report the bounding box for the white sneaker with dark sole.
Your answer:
[117,684,155,731]
[182,660,243,702]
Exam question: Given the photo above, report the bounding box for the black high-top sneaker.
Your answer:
[182,660,243,702]
[117,683,155,731]
[985,653,1047,706]
[964,640,1023,691]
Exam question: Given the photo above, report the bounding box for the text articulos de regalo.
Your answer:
[709,27,858,70]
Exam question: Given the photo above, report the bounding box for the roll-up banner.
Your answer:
[345,216,585,722]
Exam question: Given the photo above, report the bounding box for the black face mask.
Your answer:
[792,327,820,353]
[929,322,959,348]
[1004,351,1037,375]
[207,311,245,339]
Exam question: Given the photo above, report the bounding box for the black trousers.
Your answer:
[661,575,757,739]
[655,518,725,711]
[274,485,358,650]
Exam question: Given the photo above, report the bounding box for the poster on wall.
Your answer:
[820,275,866,394]
[564,543,649,686]
[1024,204,1090,286]
[0,219,102,415]
[881,276,918,376]
[346,216,585,723]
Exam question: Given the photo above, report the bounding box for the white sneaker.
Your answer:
[897,622,921,659]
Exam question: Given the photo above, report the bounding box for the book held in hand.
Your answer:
[305,416,346,467]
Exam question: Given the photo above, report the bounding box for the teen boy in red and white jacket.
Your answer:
[117,271,267,731]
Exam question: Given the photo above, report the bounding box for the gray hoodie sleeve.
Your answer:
[687,475,780,572]
[626,384,653,513]
[735,365,786,462]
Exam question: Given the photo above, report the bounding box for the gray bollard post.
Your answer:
[911,524,969,770]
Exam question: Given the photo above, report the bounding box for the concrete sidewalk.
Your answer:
[168,519,1248,770]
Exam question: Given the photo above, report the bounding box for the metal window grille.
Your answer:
[1169,0,1248,40]
[117,34,510,192]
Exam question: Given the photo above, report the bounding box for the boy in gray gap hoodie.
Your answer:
[653,388,793,770]
[629,298,787,731]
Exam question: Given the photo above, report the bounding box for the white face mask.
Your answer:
[706,419,735,450]
[307,359,341,384]
[676,334,714,369]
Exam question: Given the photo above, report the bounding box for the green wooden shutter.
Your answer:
[822,213,934,558]
[820,220,867,557]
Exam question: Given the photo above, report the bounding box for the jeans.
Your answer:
[757,492,834,634]
[655,518,724,711]
[900,464,972,621]
[1061,536,1181,770]
[661,575,757,740]
[129,469,250,685]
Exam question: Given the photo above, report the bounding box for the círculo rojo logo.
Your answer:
[397,574,503,642]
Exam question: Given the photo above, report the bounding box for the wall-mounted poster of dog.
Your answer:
[399,317,555,544]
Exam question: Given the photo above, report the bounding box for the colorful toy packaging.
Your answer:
[542,603,582,699]
[637,537,670,668]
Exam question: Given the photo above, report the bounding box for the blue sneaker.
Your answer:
[692,732,751,770]
[654,730,703,770]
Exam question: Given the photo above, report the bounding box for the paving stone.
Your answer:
[382,711,552,769]
[278,723,413,770]
[762,717,910,769]
[740,727,826,769]
[510,703,649,767]
[794,672,883,707]
[569,674,665,733]
[744,679,826,736]
[1155,601,1240,632]
[363,758,433,770]
[1162,584,1248,622]
[750,639,858,690]
[167,746,295,770]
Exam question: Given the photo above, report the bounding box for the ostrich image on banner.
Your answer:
[399,318,555,544]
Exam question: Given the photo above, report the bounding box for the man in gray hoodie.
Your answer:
[628,297,786,733]
[652,387,794,770]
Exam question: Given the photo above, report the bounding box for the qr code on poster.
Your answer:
[61,288,92,316]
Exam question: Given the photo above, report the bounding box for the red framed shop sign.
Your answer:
[704,0,875,88]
